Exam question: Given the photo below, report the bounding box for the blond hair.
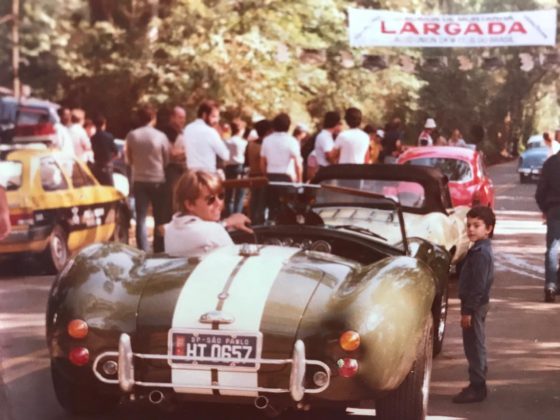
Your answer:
[174,170,223,213]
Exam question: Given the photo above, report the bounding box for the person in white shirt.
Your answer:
[0,172,10,240]
[68,108,92,161]
[224,120,248,215]
[182,100,230,172]
[313,111,343,169]
[164,170,252,258]
[418,118,436,146]
[332,107,370,164]
[54,107,75,155]
[260,113,303,220]
[260,113,303,182]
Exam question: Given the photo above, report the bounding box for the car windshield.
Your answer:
[404,157,472,182]
[268,182,411,253]
[0,161,23,190]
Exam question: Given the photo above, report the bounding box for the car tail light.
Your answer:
[337,358,359,378]
[68,347,89,366]
[9,210,34,226]
[339,330,360,352]
[67,319,88,339]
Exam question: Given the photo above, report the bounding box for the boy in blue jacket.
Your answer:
[453,206,496,404]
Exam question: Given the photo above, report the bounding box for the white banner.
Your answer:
[348,9,557,48]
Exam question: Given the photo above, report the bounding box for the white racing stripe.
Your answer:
[218,246,300,396]
[171,246,242,395]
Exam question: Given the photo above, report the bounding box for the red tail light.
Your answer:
[14,122,55,137]
[9,210,34,226]
[337,358,359,378]
[68,347,90,366]
[67,319,88,339]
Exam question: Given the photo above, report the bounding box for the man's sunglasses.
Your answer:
[204,192,225,205]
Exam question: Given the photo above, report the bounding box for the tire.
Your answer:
[376,318,433,420]
[432,286,449,357]
[44,225,69,274]
[51,360,119,415]
[519,174,526,184]
[112,205,130,244]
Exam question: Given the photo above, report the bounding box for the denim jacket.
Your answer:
[458,238,494,315]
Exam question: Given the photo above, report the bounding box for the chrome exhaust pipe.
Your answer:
[254,396,281,417]
[148,390,165,405]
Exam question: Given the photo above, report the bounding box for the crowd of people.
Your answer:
[44,100,476,254]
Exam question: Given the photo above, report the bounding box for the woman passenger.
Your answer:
[164,170,252,257]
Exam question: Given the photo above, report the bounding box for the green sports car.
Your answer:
[46,166,453,420]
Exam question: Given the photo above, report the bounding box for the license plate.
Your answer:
[169,330,261,369]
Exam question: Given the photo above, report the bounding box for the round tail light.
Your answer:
[339,330,360,352]
[68,347,90,366]
[337,358,359,378]
[67,319,88,339]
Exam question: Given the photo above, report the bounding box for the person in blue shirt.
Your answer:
[453,206,496,404]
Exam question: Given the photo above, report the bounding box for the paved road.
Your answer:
[1,159,559,419]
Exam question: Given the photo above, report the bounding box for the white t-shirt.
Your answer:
[69,123,92,160]
[547,141,560,157]
[314,129,335,167]
[225,135,248,165]
[418,130,434,146]
[164,214,233,258]
[182,119,230,172]
[54,123,75,156]
[260,132,301,180]
[333,128,369,164]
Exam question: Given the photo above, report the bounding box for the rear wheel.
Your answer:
[51,360,120,415]
[432,286,449,356]
[376,318,433,420]
[44,225,69,273]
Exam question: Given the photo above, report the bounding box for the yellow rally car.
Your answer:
[0,146,130,272]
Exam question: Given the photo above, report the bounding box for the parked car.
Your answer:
[47,171,449,420]
[0,146,130,272]
[518,135,549,183]
[312,163,470,269]
[0,95,59,144]
[397,146,494,208]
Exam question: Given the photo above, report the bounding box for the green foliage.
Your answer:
[2,0,559,150]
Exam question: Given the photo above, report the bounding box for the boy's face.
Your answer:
[466,216,492,242]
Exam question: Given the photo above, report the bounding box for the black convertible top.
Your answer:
[312,164,452,214]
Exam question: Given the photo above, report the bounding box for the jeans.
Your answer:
[133,181,167,253]
[545,210,560,291]
[224,164,246,216]
[462,303,489,387]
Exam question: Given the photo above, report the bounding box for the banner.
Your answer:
[348,9,557,48]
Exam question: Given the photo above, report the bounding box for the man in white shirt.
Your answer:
[260,113,302,182]
[332,107,370,164]
[182,100,229,172]
[314,111,342,168]
[54,107,75,155]
[0,172,10,240]
[260,113,303,220]
[544,132,560,157]
[68,108,92,161]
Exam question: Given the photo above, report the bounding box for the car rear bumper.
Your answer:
[93,334,331,402]
[0,225,51,253]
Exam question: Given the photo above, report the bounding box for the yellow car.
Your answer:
[0,146,130,272]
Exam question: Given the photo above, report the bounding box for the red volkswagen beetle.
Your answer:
[397,146,494,208]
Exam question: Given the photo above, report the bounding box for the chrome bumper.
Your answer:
[93,333,331,402]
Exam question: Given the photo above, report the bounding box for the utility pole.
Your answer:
[12,0,20,99]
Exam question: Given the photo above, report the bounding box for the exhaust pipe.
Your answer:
[254,396,281,418]
[148,390,165,405]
